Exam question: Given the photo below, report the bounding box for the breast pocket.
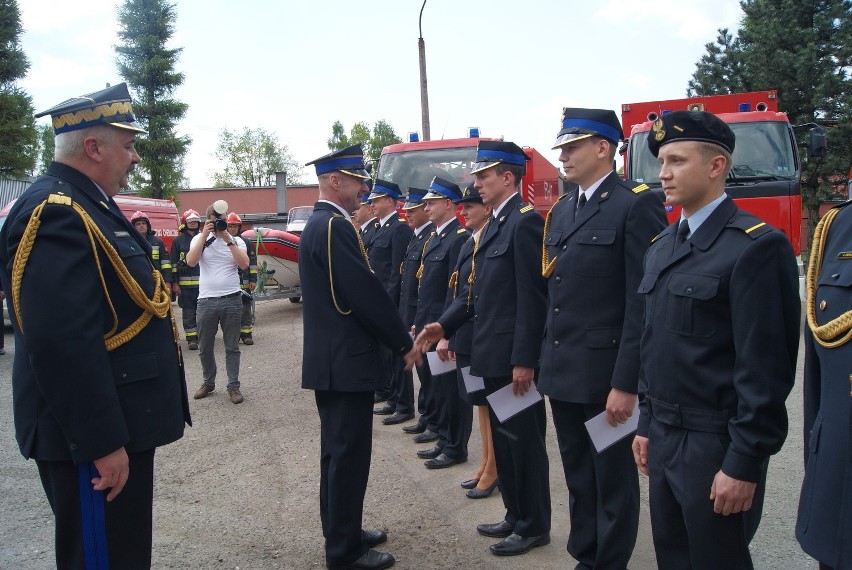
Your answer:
[573,228,616,277]
[113,236,151,282]
[638,272,658,330]
[664,272,719,338]
[373,238,390,249]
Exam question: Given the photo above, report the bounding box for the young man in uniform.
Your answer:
[417,141,550,556]
[171,209,202,349]
[300,144,420,570]
[131,210,173,285]
[632,110,800,568]
[0,83,190,567]
[539,108,666,569]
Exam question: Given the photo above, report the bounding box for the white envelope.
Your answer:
[486,382,543,423]
[460,366,485,393]
[426,351,456,375]
[584,401,640,453]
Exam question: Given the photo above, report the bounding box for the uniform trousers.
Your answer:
[432,370,472,461]
[389,356,415,416]
[550,400,638,569]
[375,346,393,401]
[36,449,156,570]
[197,294,242,390]
[316,390,374,567]
[178,288,199,340]
[415,362,439,433]
[485,375,551,537]
[648,417,767,570]
[239,295,253,335]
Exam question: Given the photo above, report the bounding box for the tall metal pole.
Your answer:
[418,0,431,141]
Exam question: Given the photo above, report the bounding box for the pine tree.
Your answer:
[0,0,37,178]
[687,0,852,247]
[115,0,190,198]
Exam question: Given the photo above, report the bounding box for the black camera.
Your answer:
[210,199,229,232]
[214,217,228,232]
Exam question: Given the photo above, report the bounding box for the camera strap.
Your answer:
[203,235,217,249]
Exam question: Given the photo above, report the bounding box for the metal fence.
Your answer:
[0,177,34,209]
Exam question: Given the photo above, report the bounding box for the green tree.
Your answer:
[35,123,54,175]
[687,0,852,248]
[0,0,37,177]
[327,120,403,165]
[212,127,303,187]
[116,0,190,198]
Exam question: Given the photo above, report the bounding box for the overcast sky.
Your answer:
[19,0,743,187]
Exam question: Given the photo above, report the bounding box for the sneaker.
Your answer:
[187,340,198,350]
[228,388,244,404]
[194,384,214,399]
[241,334,254,345]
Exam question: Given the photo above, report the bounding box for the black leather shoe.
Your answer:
[489,533,550,556]
[413,429,439,443]
[402,422,426,434]
[382,412,414,425]
[460,478,479,489]
[373,404,395,415]
[416,445,442,459]
[477,520,515,538]
[424,453,466,469]
[362,529,387,548]
[467,479,499,499]
[327,549,395,570]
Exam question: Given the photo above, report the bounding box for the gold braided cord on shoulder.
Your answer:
[542,194,568,278]
[416,231,435,291]
[327,216,352,316]
[11,196,171,352]
[467,218,490,308]
[806,207,852,348]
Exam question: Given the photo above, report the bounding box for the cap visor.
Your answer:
[551,132,594,149]
[340,169,370,180]
[469,161,499,175]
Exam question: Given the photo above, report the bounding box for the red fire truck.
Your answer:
[376,130,562,218]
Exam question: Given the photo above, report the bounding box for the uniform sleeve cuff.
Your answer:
[721,448,763,483]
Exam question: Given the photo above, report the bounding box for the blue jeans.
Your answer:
[196,294,242,390]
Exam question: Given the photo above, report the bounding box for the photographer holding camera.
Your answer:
[186,200,250,404]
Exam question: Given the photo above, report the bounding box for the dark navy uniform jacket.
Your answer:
[637,197,800,483]
[368,214,412,307]
[300,202,412,392]
[796,200,852,567]
[360,218,379,250]
[538,172,666,403]
[439,193,547,379]
[170,228,200,290]
[414,218,469,331]
[399,223,433,326]
[0,162,191,464]
[446,235,476,357]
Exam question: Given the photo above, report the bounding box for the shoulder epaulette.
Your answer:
[728,214,772,239]
[456,227,467,234]
[47,192,72,206]
[398,217,406,222]
[519,204,533,214]
[632,183,650,194]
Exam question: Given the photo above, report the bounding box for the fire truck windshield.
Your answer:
[630,121,797,184]
[377,147,477,191]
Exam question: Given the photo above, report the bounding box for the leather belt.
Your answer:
[647,396,731,434]
[206,291,241,300]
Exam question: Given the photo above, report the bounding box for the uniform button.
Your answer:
[832,273,840,279]
[592,236,598,242]
[686,287,694,294]
[474,314,478,320]
[612,339,617,345]
[122,373,127,378]
[562,245,567,251]
[555,276,561,283]
[553,340,560,348]
[69,444,79,451]
[554,308,560,314]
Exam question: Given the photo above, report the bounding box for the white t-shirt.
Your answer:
[191,233,246,298]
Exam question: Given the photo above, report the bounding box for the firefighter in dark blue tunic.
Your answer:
[0,83,191,568]
[538,108,666,569]
[131,210,172,285]
[300,144,420,570]
[417,141,550,557]
[413,177,470,469]
[632,111,800,569]
[796,199,852,570]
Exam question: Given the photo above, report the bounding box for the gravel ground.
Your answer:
[0,300,817,569]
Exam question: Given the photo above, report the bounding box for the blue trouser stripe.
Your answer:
[77,462,109,569]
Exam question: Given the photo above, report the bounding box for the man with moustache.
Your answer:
[539,108,666,569]
[413,176,470,469]
[300,144,420,570]
[417,141,550,556]
[632,111,799,568]
[0,83,191,567]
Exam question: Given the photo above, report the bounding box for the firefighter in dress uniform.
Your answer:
[632,110,800,569]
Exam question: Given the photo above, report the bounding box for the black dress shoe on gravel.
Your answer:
[460,478,479,489]
[373,404,395,415]
[413,429,439,443]
[362,529,387,548]
[489,533,550,556]
[382,412,414,425]
[327,549,395,570]
[476,520,515,538]
[416,445,442,459]
[466,479,499,499]
[402,422,426,434]
[424,453,466,469]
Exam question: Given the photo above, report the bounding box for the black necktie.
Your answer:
[675,219,690,249]
[577,193,587,211]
